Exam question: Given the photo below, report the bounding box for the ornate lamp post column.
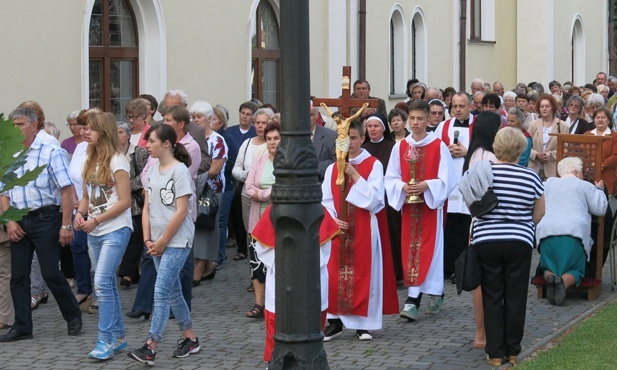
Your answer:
[269,0,329,369]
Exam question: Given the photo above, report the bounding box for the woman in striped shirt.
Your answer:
[472,127,545,367]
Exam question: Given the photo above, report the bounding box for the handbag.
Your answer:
[196,182,219,230]
[455,244,482,295]
[130,152,145,209]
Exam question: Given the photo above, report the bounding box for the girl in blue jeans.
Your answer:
[74,111,133,360]
[128,122,200,366]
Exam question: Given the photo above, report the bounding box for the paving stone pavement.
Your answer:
[1,247,616,369]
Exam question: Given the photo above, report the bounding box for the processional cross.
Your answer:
[312,67,380,246]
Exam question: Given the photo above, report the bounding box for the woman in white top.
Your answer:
[231,108,272,264]
[74,111,132,360]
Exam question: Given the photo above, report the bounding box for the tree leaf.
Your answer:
[0,206,31,224]
[0,114,47,224]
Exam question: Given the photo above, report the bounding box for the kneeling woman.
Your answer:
[536,157,608,306]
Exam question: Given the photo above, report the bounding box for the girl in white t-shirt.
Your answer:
[127,124,200,366]
[73,111,132,360]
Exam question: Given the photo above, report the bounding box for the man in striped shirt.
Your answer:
[0,107,82,342]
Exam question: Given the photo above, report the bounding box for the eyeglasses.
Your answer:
[430,111,444,115]
[66,123,78,127]
[125,114,144,121]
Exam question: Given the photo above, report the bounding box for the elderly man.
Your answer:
[0,107,82,342]
[351,80,387,118]
[492,81,505,96]
[596,72,607,86]
[424,87,440,102]
[310,101,337,182]
[470,91,486,115]
[434,93,474,283]
[470,79,484,94]
[161,89,209,174]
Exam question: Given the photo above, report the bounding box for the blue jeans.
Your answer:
[70,228,92,295]
[217,183,235,264]
[149,247,192,342]
[131,248,194,313]
[10,208,80,334]
[89,227,130,343]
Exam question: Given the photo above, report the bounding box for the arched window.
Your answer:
[390,10,405,95]
[571,18,585,85]
[89,0,139,120]
[251,1,280,108]
[411,11,427,83]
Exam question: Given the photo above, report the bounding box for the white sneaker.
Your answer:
[356,330,372,341]
[400,303,418,321]
[88,340,114,360]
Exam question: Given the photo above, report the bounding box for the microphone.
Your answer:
[453,130,460,144]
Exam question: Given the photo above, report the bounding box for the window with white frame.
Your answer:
[470,0,495,42]
[390,10,405,95]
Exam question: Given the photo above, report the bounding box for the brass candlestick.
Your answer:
[405,155,424,204]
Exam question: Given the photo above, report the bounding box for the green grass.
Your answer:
[518,300,617,369]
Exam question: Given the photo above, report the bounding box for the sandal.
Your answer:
[77,294,92,312]
[245,304,264,319]
[31,296,39,310]
[233,252,247,261]
[120,277,132,288]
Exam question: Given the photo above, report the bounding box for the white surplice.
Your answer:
[433,117,474,215]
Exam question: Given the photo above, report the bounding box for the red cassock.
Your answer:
[327,156,399,316]
[399,138,441,287]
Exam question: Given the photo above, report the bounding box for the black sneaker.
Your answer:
[172,337,200,358]
[127,344,156,366]
[323,323,343,342]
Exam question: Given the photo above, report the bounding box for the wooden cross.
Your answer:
[312,66,380,117]
[313,66,380,246]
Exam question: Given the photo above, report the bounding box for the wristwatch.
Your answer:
[61,225,74,231]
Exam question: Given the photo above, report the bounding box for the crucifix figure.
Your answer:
[313,66,380,190]
[321,102,368,186]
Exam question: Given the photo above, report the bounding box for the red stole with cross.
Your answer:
[399,139,441,286]
[327,156,376,316]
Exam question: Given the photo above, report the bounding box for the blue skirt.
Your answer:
[539,235,586,286]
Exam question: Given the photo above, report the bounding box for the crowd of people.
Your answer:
[0,71,616,368]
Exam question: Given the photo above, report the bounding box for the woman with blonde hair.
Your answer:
[461,127,545,366]
[74,111,132,360]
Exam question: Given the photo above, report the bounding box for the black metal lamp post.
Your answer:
[269,0,329,369]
